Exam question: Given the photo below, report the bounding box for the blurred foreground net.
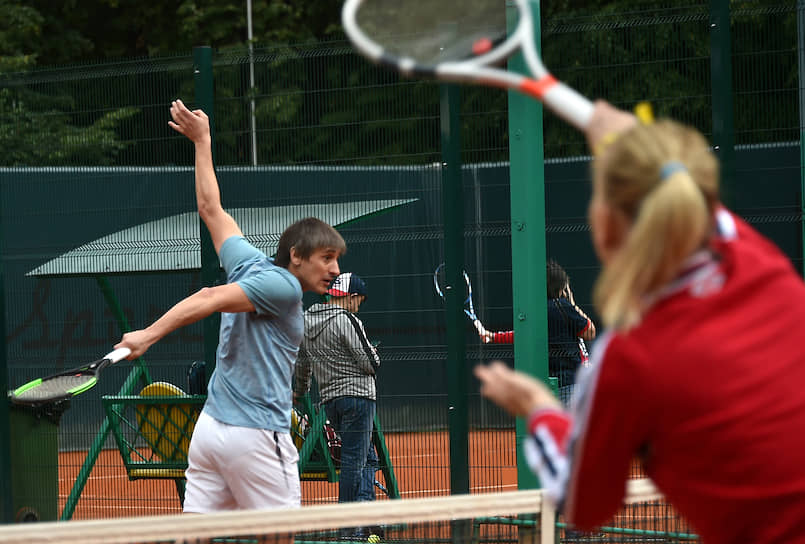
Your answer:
[0,479,670,544]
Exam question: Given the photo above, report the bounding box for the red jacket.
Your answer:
[527,209,805,543]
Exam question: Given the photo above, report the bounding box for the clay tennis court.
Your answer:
[58,431,516,519]
[57,429,691,541]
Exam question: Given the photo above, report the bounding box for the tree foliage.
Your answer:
[0,0,349,166]
[0,0,798,166]
[0,1,45,72]
[19,0,342,62]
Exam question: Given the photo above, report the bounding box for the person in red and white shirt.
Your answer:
[479,259,595,405]
[475,101,805,544]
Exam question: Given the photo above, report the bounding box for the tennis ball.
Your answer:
[368,535,381,543]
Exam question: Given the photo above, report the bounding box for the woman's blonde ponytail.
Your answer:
[592,121,719,329]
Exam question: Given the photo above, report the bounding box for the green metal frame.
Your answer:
[194,45,221,377]
[710,0,736,210]
[0,194,11,521]
[798,0,805,278]
[60,276,154,520]
[296,396,340,483]
[102,394,205,506]
[507,0,547,491]
[103,395,205,475]
[98,391,399,506]
[295,396,401,499]
[439,82,470,497]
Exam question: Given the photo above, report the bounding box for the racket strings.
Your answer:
[14,375,95,401]
[434,266,473,308]
[355,0,508,65]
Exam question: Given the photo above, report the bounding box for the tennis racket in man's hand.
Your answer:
[9,347,132,405]
[433,263,487,337]
[342,0,593,130]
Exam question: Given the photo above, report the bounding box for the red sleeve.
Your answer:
[492,330,514,343]
[528,409,572,453]
[577,318,592,338]
[564,334,654,530]
[522,408,573,501]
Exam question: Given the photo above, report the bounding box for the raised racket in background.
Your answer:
[342,0,593,130]
[10,347,132,405]
[433,263,487,336]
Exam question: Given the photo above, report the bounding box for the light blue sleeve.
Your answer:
[219,236,300,317]
[238,267,301,317]
[219,236,263,276]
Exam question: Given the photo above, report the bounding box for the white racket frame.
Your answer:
[433,263,487,337]
[342,0,594,129]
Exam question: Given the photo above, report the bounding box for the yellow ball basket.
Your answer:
[290,407,310,450]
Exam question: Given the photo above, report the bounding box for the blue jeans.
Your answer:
[324,397,377,503]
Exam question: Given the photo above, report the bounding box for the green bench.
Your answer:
[103,388,400,506]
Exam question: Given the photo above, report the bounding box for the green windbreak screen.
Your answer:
[3,142,799,445]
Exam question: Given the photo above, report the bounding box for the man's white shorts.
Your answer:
[183,411,301,512]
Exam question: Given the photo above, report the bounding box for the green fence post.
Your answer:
[60,364,150,520]
[507,0,547,492]
[193,46,220,375]
[440,82,470,496]
[798,0,805,277]
[710,0,736,209]
[97,277,152,384]
[59,277,153,520]
[0,217,12,522]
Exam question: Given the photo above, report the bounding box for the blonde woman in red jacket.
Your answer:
[476,101,805,543]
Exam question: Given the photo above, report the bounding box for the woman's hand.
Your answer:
[563,284,576,305]
[474,361,562,416]
[585,100,638,155]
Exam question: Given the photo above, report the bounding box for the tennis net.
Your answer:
[0,479,682,544]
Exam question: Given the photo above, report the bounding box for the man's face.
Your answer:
[293,247,341,293]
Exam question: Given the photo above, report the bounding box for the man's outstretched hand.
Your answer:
[168,99,211,145]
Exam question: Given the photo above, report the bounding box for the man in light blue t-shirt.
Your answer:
[115,99,345,512]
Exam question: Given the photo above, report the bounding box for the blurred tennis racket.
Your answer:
[10,347,132,405]
[342,0,593,129]
[433,263,486,336]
